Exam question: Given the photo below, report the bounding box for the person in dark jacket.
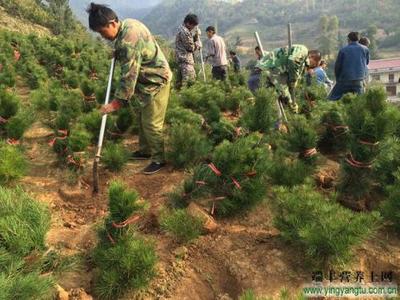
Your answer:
[229,50,241,73]
[328,32,369,100]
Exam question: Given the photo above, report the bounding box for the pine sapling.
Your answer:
[102,143,129,172]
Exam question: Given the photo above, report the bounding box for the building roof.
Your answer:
[369,58,400,71]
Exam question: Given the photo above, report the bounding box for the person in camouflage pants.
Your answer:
[175,14,201,88]
[87,3,172,175]
[257,44,310,113]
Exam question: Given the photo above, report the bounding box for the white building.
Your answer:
[368,58,400,98]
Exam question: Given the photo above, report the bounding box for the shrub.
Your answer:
[0,187,50,256]
[93,234,157,300]
[0,143,27,184]
[102,143,129,172]
[6,108,36,140]
[222,86,253,112]
[381,171,400,233]
[266,150,314,187]
[105,181,145,237]
[67,125,92,152]
[170,134,270,216]
[0,89,19,120]
[165,106,203,126]
[339,87,393,198]
[160,209,203,243]
[166,123,212,169]
[273,185,381,266]
[240,88,277,134]
[374,137,400,187]
[286,115,319,163]
[209,119,236,145]
[319,105,349,153]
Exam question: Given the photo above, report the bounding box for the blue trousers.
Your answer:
[328,80,364,101]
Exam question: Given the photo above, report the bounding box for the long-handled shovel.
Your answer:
[199,49,207,82]
[93,57,116,194]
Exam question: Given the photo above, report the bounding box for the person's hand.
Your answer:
[100,99,121,115]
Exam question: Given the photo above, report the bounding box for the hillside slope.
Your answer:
[143,0,400,54]
[0,5,50,36]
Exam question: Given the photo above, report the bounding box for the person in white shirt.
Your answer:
[205,26,228,80]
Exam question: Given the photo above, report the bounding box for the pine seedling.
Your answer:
[381,171,400,233]
[286,115,319,164]
[319,105,349,153]
[6,107,36,140]
[266,150,314,187]
[171,134,270,216]
[102,143,129,172]
[0,187,50,256]
[67,124,92,152]
[93,234,157,300]
[166,123,212,169]
[209,119,236,145]
[273,184,381,267]
[0,88,19,120]
[0,142,27,184]
[240,88,277,134]
[374,137,400,188]
[160,208,203,243]
[339,87,393,199]
[165,106,204,127]
[105,181,145,238]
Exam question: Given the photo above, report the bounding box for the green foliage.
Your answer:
[0,143,27,184]
[319,105,349,152]
[93,234,157,300]
[160,209,203,243]
[166,123,212,169]
[340,87,393,198]
[209,119,236,145]
[67,124,92,152]
[170,134,270,216]
[5,107,36,140]
[115,107,135,133]
[286,115,319,163]
[102,143,129,172]
[222,86,253,112]
[240,88,277,134]
[381,172,400,233]
[374,137,400,187]
[266,151,313,187]
[0,89,19,119]
[273,185,381,266]
[165,106,204,126]
[106,181,145,237]
[0,271,55,300]
[0,187,50,256]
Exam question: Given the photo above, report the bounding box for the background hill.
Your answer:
[141,0,400,59]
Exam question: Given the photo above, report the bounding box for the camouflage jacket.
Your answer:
[114,19,172,106]
[175,24,196,65]
[257,44,309,83]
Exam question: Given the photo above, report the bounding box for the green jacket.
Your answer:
[114,19,172,106]
[257,44,309,83]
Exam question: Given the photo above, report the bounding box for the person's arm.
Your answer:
[366,48,370,65]
[101,43,142,114]
[334,49,344,79]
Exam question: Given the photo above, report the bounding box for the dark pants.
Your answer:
[328,80,364,101]
[212,65,227,81]
[248,71,262,93]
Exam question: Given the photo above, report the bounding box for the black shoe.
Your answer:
[130,151,151,160]
[143,162,166,175]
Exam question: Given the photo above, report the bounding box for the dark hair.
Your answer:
[347,32,360,42]
[359,37,370,47]
[229,50,236,55]
[308,49,322,61]
[255,46,261,51]
[86,3,118,31]
[206,26,216,33]
[184,14,199,26]
[320,59,327,66]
